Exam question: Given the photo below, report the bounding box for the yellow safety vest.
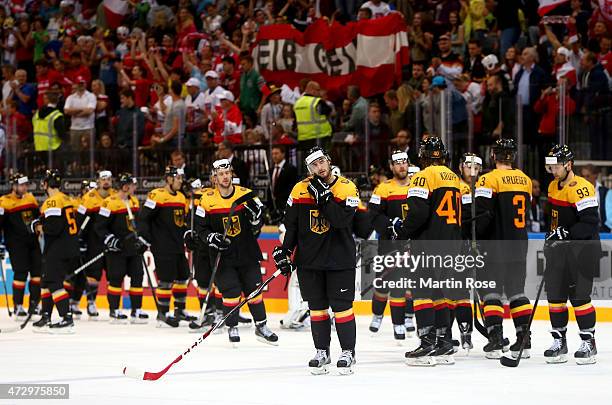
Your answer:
[33,110,63,152]
[293,95,332,141]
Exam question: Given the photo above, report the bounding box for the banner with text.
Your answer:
[251,13,409,98]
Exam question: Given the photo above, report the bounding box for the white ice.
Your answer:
[0,311,609,405]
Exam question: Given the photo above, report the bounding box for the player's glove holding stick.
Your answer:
[272,246,296,276]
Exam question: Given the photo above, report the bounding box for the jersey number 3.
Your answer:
[512,195,526,229]
[436,190,462,225]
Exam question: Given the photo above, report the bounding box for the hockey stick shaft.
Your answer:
[469,172,488,338]
[0,259,12,316]
[193,191,257,327]
[65,252,106,280]
[500,272,545,367]
[123,268,282,381]
[123,199,163,310]
[0,312,33,333]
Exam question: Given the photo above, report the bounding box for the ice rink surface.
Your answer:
[0,311,609,405]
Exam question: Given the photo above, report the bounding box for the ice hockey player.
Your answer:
[76,170,116,320]
[274,146,360,375]
[0,173,41,318]
[95,173,149,324]
[137,166,192,327]
[367,151,414,342]
[31,169,79,333]
[194,159,277,345]
[543,144,599,365]
[453,153,483,351]
[393,137,462,366]
[474,139,532,359]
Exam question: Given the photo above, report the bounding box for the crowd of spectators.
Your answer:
[0,0,609,188]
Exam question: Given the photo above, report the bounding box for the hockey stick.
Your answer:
[500,271,546,367]
[65,252,107,280]
[468,171,488,339]
[189,190,257,330]
[123,199,163,310]
[0,258,12,317]
[0,312,33,333]
[123,268,282,381]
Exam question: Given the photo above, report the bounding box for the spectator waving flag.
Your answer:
[538,0,570,16]
[103,0,129,29]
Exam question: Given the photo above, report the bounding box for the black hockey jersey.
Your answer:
[282,176,359,271]
[195,186,262,266]
[401,165,462,241]
[95,194,140,256]
[0,192,40,252]
[475,168,532,241]
[40,192,79,258]
[138,187,188,254]
[368,178,410,239]
[77,189,116,249]
[548,175,599,240]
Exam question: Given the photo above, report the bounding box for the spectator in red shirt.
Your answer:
[221,56,241,99]
[14,19,34,80]
[209,90,243,144]
[66,52,92,86]
[533,80,576,137]
[118,63,156,107]
[598,36,612,75]
[35,59,67,108]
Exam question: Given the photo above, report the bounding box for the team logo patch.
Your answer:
[223,215,241,237]
[20,210,33,226]
[401,203,409,220]
[310,210,330,234]
[173,209,185,227]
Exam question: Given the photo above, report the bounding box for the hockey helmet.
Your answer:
[118,172,137,187]
[42,169,62,189]
[164,165,185,178]
[9,172,29,185]
[491,138,517,163]
[546,144,574,174]
[304,146,331,174]
[418,136,448,162]
[389,150,409,165]
[211,159,232,175]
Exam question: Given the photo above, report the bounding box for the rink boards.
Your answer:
[2,232,612,321]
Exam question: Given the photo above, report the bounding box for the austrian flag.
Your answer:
[103,0,129,29]
[538,0,570,16]
[252,13,409,97]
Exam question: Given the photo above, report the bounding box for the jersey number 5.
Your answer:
[436,190,462,225]
[65,207,78,235]
[512,195,526,229]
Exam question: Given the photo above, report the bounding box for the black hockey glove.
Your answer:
[272,246,295,276]
[104,234,122,253]
[207,232,231,251]
[29,218,41,234]
[307,176,332,206]
[134,236,150,254]
[183,230,198,251]
[79,238,88,254]
[245,198,264,228]
[544,226,570,254]
[389,217,403,240]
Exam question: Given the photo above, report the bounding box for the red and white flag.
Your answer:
[538,0,570,16]
[251,13,409,98]
[103,0,129,29]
